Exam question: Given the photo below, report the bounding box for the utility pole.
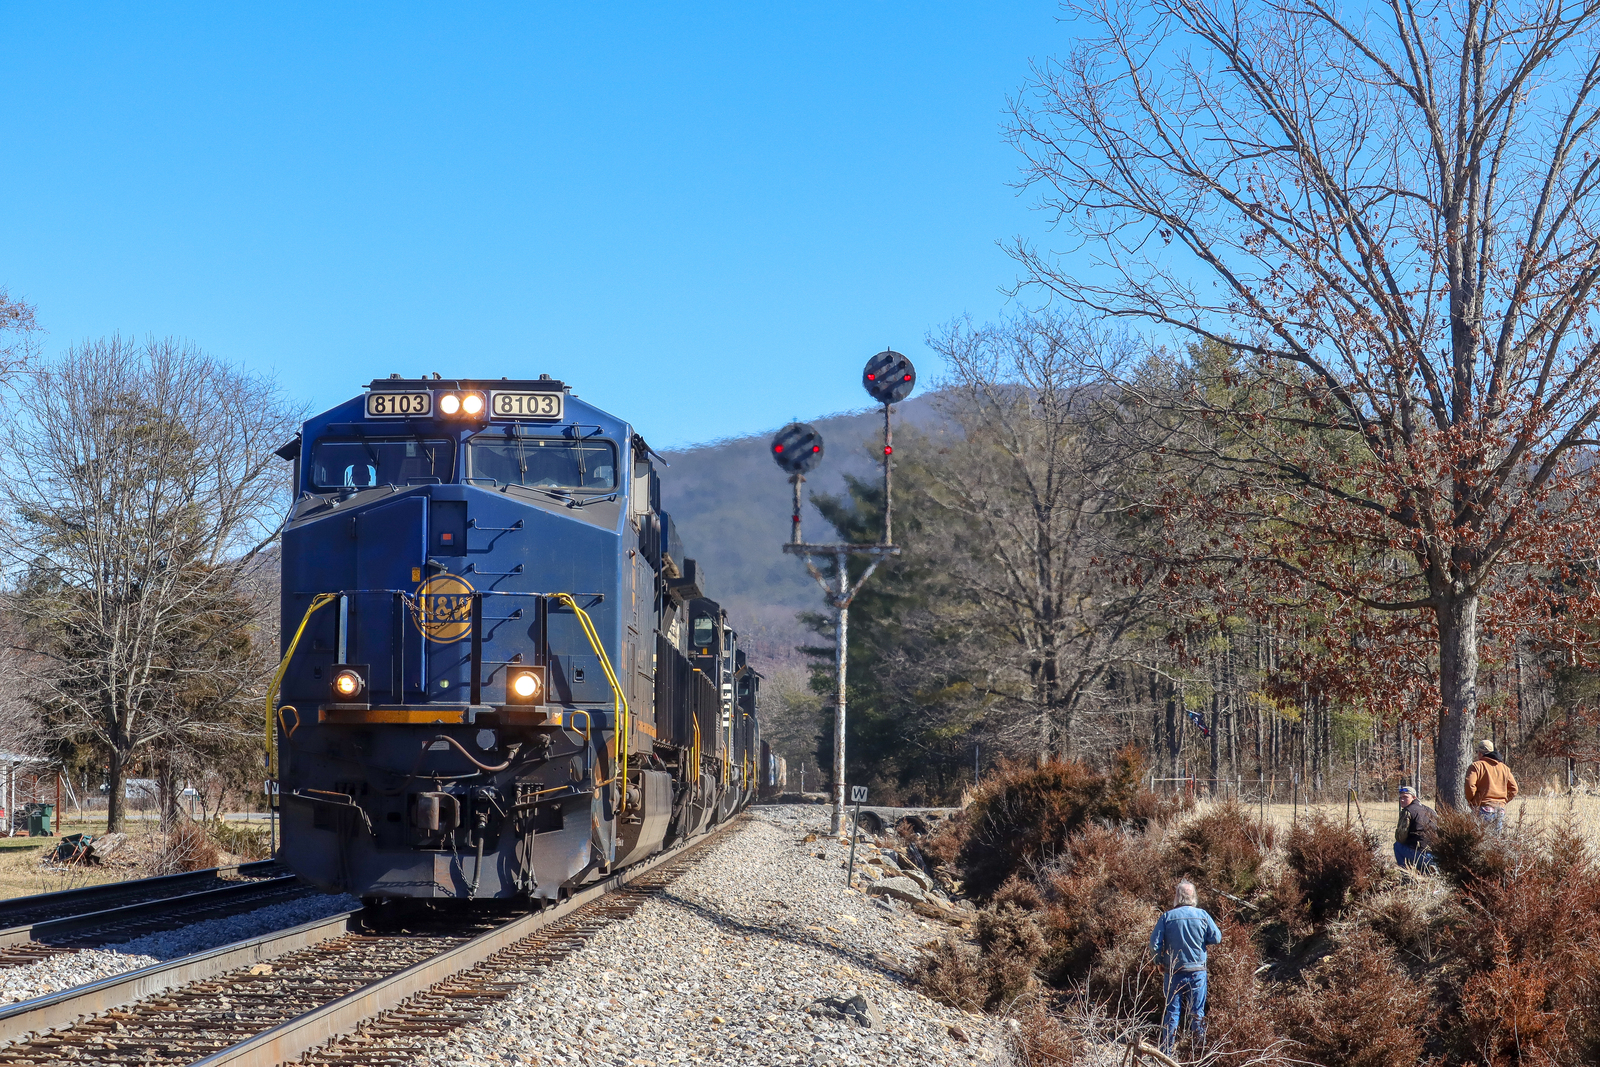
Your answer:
[772,350,916,837]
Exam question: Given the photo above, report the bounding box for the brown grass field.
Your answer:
[0,821,127,900]
[0,816,266,900]
[1244,790,1600,842]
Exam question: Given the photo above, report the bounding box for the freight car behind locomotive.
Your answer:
[269,375,768,905]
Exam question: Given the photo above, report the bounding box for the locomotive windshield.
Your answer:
[468,436,617,491]
[309,437,455,489]
[691,615,716,649]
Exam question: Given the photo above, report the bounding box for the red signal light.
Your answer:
[774,444,784,452]
[867,373,876,380]
[884,446,893,455]
[811,445,820,452]
[903,374,911,381]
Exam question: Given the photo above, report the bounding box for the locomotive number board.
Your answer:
[366,392,433,418]
[491,391,564,420]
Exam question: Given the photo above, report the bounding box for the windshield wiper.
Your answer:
[561,491,618,509]
[504,484,618,509]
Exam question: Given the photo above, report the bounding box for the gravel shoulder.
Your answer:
[413,805,1006,1067]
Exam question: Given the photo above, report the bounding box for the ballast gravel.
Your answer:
[413,805,1005,1067]
[0,891,358,1006]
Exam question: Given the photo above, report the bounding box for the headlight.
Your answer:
[505,666,545,705]
[332,667,365,700]
[462,393,484,415]
[439,394,462,415]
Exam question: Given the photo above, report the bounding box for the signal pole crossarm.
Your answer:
[783,543,900,609]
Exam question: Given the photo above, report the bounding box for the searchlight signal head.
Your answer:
[771,422,824,474]
[863,349,916,404]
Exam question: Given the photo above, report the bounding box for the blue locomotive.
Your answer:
[269,375,764,905]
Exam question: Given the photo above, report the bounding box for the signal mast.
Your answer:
[771,350,915,837]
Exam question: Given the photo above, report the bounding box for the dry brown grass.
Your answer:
[0,847,124,898]
[1245,789,1600,844]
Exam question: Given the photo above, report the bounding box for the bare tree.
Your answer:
[1,337,299,831]
[1011,0,1600,806]
[0,288,40,379]
[756,664,823,780]
[921,314,1167,755]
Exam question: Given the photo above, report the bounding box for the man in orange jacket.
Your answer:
[1464,739,1518,832]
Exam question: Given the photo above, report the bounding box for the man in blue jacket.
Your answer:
[1149,879,1223,1052]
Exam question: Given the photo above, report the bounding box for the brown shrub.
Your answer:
[1458,935,1562,1066]
[1438,822,1600,1063]
[916,904,1048,1013]
[921,812,966,868]
[1032,825,1169,1011]
[1202,916,1290,1067]
[914,938,987,1013]
[1008,1006,1082,1066]
[993,874,1046,913]
[1107,745,1185,829]
[1078,892,1166,1012]
[1168,800,1273,897]
[1430,807,1510,888]
[207,819,270,860]
[145,822,220,876]
[956,758,1111,900]
[1283,815,1380,924]
[1276,927,1427,1067]
[1058,822,1175,902]
[974,904,1048,1009]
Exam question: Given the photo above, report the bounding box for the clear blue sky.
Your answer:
[1,4,1063,448]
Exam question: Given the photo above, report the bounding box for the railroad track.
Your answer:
[0,874,316,970]
[0,817,743,1067]
[0,861,284,931]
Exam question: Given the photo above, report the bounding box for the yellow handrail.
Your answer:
[551,593,630,811]
[265,593,339,777]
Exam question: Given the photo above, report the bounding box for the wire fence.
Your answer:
[1148,772,1401,828]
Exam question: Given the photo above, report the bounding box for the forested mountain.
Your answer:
[655,394,945,671]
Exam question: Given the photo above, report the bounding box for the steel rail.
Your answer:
[0,861,283,930]
[193,818,741,1067]
[0,909,358,1045]
[0,876,305,951]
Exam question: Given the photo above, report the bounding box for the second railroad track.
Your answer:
[0,817,741,1067]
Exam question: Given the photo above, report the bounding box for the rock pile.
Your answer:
[845,832,975,928]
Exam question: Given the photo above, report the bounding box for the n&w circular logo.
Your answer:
[413,574,475,643]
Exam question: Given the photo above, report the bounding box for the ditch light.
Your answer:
[330,664,369,703]
[505,665,545,705]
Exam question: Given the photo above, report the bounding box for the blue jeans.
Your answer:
[1394,842,1434,871]
[1162,969,1207,1052]
[1478,806,1505,833]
